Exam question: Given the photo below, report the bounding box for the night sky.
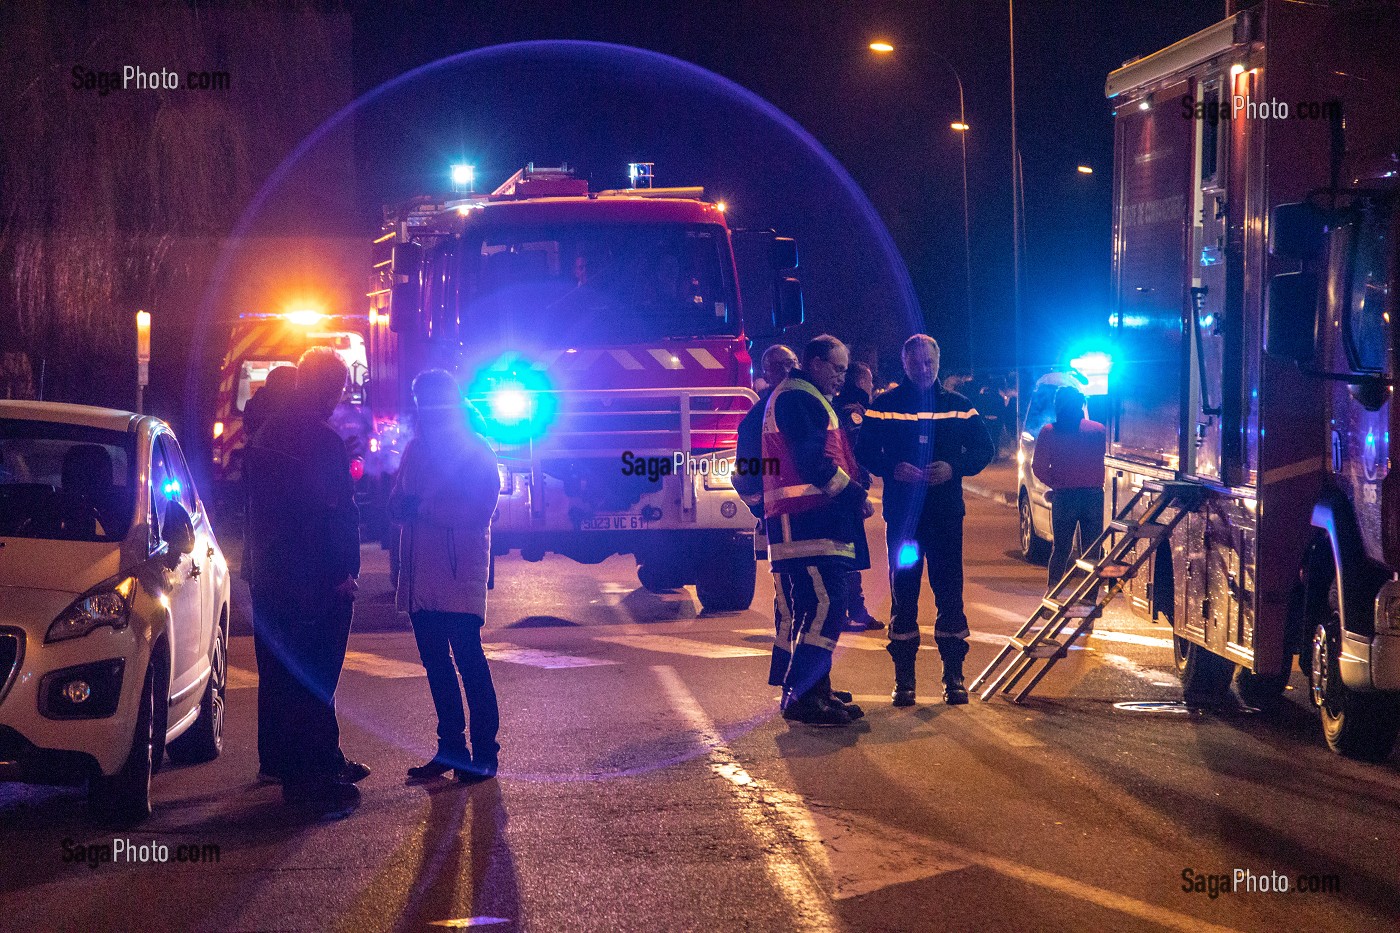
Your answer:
[342,0,1227,379]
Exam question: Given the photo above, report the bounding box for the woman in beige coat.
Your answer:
[391,370,501,782]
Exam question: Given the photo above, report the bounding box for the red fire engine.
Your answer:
[366,164,803,612]
[211,310,370,493]
[1104,0,1400,757]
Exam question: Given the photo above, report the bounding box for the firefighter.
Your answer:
[856,334,994,707]
[834,362,882,632]
[734,344,798,526]
[763,335,870,726]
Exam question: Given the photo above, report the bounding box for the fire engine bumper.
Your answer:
[1341,580,1400,692]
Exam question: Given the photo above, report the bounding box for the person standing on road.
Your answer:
[856,334,994,707]
[735,345,798,559]
[245,347,366,816]
[392,370,502,784]
[764,335,870,726]
[1031,385,1106,590]
[834,361,882,632]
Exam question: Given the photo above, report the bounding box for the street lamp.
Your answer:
[869,40,974,375]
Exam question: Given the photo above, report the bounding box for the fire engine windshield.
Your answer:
[456,223,737,345]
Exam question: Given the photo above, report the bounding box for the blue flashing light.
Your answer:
[895,541,920,570]
[1069,351,1113,397]
[467,354,556,445]
[162,478,181,501]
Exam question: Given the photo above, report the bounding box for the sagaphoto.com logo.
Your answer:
[72,65,230,97]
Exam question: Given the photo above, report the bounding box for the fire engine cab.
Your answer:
[1104,0,1400,758]
[367,164,803,613]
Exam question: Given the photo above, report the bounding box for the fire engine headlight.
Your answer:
[46,578,136,644]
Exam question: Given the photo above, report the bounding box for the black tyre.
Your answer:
[168,616,227,765]
[1171,633,1190,676]
[1179,637,1233,709]
[1235,666,1290,709]
[90,664,156,824]
[1307,583,1400,761]
[638,561,685,592]
[1019,492,1050,565]
[696,533,758,613]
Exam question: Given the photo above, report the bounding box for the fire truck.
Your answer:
[366,165,803,612]
[211,311,371,496]
[1104,0,1400,758]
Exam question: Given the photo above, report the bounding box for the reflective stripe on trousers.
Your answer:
[769,558,851,700]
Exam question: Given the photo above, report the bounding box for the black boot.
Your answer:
[889,643,917,707]
[942,655,969,705]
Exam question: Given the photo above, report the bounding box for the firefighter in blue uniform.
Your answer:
[734,344,798,559]
[856,334,994,706]
[762,335,870,726]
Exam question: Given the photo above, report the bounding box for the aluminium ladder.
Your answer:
[970,480,1206,703]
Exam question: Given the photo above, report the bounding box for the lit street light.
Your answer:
[1076,165,1094,175]
[869,39,974,374]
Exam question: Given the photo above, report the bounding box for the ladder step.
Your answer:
[1041,597,1097,618]
[1078,558,1131,579]
[1109,519,1168,539]
[1010,637,1064,659]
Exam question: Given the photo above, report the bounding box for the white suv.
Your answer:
[0,402,230,821]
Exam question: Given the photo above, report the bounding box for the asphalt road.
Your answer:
[3,486,1398,932]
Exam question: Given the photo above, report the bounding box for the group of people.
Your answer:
[243,349,501,817]
[738,333,1105,727]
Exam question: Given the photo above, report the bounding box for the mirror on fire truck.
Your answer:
[775,276,804,331]
[1264,270,1319,366]
[390,241,423,334]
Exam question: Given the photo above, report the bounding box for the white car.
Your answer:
[1016,370,1089,564]
[0,402,230,821]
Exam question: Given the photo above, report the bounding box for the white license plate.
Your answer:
[580,513,651,531]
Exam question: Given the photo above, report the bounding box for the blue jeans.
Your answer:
[1049,487,1105,589]
[410,611,500,770]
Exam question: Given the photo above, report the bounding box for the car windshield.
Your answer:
[0,420,137,542]
[455,222,737,345]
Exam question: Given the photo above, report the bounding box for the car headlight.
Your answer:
[46,577,136,644]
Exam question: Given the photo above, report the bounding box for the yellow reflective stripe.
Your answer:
[770,483,824,501]
[804,566,835,651]
[889,629,920,641]
[821,468,850,497]
[768,538,856,560]
[798,630,837,651]
[763,377,839,430]
[865,409,978,421]
[774,573,793,645]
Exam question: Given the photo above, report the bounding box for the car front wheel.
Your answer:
[90,664,156,824]
[168,617,227,765]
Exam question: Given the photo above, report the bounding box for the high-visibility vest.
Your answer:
[761,377,857,519]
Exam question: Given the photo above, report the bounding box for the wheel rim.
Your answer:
[210,628,226,748]
[1310,623,1330,709]
[1019,497,1033,554]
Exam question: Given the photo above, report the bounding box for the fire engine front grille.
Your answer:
[0,629,22,705]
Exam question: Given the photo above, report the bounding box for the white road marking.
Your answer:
[656,666,1238,932]
[1097,652,1179,686]
[429,918,510,928]
[593,634,768,659]
[480,644,616,669]
[1090,630,1174,649]
[226,665,258,690]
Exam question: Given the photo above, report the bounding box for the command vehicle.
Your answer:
[1103,0,1400,757]
[367,164,803,612]
[0,402,230,821]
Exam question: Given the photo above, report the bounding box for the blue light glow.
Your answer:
[162,479,181,500]
[896,542,920,569]
[468,354,557,445]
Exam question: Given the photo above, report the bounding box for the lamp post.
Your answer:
[870,41,974,375]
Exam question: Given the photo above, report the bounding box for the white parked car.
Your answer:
[0,402,230,821]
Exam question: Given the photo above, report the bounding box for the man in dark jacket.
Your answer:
[245,347,366,815]
[856,334,994,707]
[763,335,869,726]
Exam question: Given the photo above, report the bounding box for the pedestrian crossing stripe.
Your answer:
[592,634,769,659]
[480,644,616,669]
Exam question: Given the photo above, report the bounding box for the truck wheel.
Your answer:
[695,534,757,613]
[168,617,226,765]
[1179,637,1233,709]
[1019,492,1050,565]
[1308,583,1400,761]
[90,664,157,824]
[1235,666,1290,709]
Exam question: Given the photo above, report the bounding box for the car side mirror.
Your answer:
[161,500,196,565]
[1264,271,1319,366]
[773,276,804,331]
[390,241,423,334]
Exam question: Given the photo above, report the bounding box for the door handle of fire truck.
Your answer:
[1190,286,1222,416]
[1331,431,1342,473]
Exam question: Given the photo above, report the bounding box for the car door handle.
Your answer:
[189,564,202,579]
[207,545,215,559]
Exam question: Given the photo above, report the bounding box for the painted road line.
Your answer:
[1097,652,1179,685]
[480,644,617,669]
[594,633,769,659]
[1090,630,1174,649]
[226,665,258,690]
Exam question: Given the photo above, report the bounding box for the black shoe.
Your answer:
[340,760,371,783]
[782,696,853,727]
[829,688,854,704]
[842,702,865,720]
[456,760,498,783]
[256,770,284,785]
[892,685,916,707]
[406,760,454,782]
[943,678,969,705]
